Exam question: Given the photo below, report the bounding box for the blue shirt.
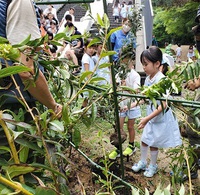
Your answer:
[110,29,136,62]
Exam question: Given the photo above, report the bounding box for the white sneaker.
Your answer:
[144,164,158,177]
[132,160,146,172]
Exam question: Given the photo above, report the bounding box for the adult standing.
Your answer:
[183,5,200,181]
[110,19,132,63]
[152,35,158,47]
[192,5,200,54]
[0,0,62,115]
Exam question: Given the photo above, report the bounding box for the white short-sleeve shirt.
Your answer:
[6,0,41,45]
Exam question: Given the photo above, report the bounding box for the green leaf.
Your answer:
[18,35,31,45]
[79,71,93,85]
[193,108,200,116]
[53,32,66,41]
[171,82,179,94]
[106,27,122,40]
[131,187,140,195]
[98,62,112,69]
[72,128,81,147]
[153,184,162,195]
[60,69,70,80]
[89,77,105,83]
[81,116,92,128]
[178,184,185,195]
[151,98,158,108]
[0,184,13,194]
[19,146,29,163]
[31,162,69,181]
[194,63,200,77]
[0,37,9,44]
[96,13,104,27]
[88,37,101,47]
[194,116,200,128]
[10,129,23,140]
[40,110,49,129]
[188,65,194,80]
[16,138,44,154]
[62,103,70,125]
[49,40,63,47]
[163,184,171,195]
[100,50,116,58]
[0,66,30,79]
[103,13,110,30]
[71,34,83,40]
[49,120,64,132]
[183,69,188,81]
[0,146,11,155]
[6,47,20,60]
[5,164,36,179]
[35,187,57,195]
[21,184,35,194]
[120,86,136,93]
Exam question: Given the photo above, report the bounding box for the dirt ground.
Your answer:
[65,129,200,195]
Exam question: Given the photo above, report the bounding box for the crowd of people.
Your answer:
[112,0,133,23]
[1,0,200,183]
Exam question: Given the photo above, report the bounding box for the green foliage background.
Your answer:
[152,1,199,46]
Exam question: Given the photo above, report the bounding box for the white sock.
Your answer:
[140,144,148,163]
[150,150,158,165]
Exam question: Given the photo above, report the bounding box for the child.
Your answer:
[81,38,96,108]
[187,44,195,61]
[109,52,141,160]
[112,0,120,23]
[132,46,182,177]
[120,1,128,22]
[175,43,182,63]
[92,43,111,85]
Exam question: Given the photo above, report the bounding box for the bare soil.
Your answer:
[65,130,200,195]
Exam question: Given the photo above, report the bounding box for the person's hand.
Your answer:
[54,104,62,119]
[184,78,200,91]
[120,106,128,112]
[121,80,126,86]
[138,117,149,130]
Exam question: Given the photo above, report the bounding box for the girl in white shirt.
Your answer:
[81,39,96,107]
[132,46,182,177]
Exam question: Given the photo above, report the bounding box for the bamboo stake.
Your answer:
[0,112,24,183]
[0,175,33,195]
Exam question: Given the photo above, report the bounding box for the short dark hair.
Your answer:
[140,46,162,65]
[65,14,72,21]
[64,22,74,28]
[70,7,75,11]
[50,20,56,25]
